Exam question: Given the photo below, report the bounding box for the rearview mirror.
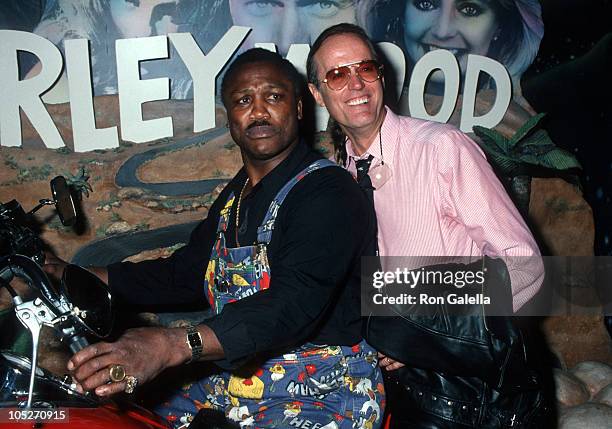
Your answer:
[50,176,76,226]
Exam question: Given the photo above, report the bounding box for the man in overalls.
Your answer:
[55,48,384,429]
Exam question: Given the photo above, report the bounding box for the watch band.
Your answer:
[185,324,203,363]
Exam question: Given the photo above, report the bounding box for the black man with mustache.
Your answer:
[47,48,384,429]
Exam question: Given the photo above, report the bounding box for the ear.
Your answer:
[308,83,326,107]
[297,98,303,120]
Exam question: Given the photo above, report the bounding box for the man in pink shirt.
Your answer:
[306,23,551,428]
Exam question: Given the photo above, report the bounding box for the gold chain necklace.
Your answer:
[235,177,250,247]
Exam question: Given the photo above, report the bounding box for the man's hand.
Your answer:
[68,327,189,397]
[43,250,68,280]
[378,352,405,371]
[43,250,109,284]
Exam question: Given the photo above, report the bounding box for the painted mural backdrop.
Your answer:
[2,0,543,101]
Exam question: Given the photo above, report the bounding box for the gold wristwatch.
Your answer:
[185,324,203,363]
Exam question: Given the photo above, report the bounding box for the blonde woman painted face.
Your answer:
[229,0,357,55]
[110,0,179,38]
[403,0,499,82]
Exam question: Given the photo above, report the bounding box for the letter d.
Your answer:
[460,55,511,133]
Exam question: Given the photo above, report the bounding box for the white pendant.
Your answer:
[369,163,392,189]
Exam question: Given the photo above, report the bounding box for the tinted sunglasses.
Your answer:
[321,60,384,91]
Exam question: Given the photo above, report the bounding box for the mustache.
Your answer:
[247,120,272,129]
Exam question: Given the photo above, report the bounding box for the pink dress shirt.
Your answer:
[345,108,544,311]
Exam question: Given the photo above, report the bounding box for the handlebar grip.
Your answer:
[68,335,89,354]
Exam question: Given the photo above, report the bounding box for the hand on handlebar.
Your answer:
[67,327,190,397]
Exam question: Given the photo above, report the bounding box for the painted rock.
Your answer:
[559,403,612,428]
[571,361,612,397]
[555,368,590,407]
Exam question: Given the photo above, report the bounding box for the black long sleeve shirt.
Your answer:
[107,142,377,368]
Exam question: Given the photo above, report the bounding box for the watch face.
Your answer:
[186,326,203,360]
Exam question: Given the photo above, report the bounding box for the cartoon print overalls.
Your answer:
[156,160,384,429]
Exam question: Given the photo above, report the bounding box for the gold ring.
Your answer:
[109,364,126,383]
[125,375,138,394]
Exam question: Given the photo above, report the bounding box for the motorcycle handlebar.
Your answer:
[1,254,93,354]
[68,335,90,353]
[0,254,63,310]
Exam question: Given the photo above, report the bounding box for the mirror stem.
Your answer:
[28,199,55,215]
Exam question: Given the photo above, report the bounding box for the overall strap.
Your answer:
[216,192,236,233]
[256,159,337,244]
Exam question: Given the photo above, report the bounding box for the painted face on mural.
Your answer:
[403,0,499,82]
[229,0,357,56]
[110,0,179,38]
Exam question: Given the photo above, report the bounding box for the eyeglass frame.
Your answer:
[320,59,384,91]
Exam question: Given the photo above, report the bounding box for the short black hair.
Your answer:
[221,48,304,104]
[306,23,379,87]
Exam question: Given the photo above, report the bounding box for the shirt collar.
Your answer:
[237,140,313,198]
[345,106,400,171]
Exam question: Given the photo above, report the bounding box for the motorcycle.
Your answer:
[0,176,171,428]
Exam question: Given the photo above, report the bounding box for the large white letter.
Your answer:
[378,42,406,103]
[116,35,172,143]
[0,30,64,148]
[255,42,332,132]
[170,27,249,132]
[408,49,460,124]
[252,43,311,76]
[460,55,511,133]
[65,38,119,152]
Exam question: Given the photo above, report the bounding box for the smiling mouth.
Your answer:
[422,43,466,57]
[346,96,369,106]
